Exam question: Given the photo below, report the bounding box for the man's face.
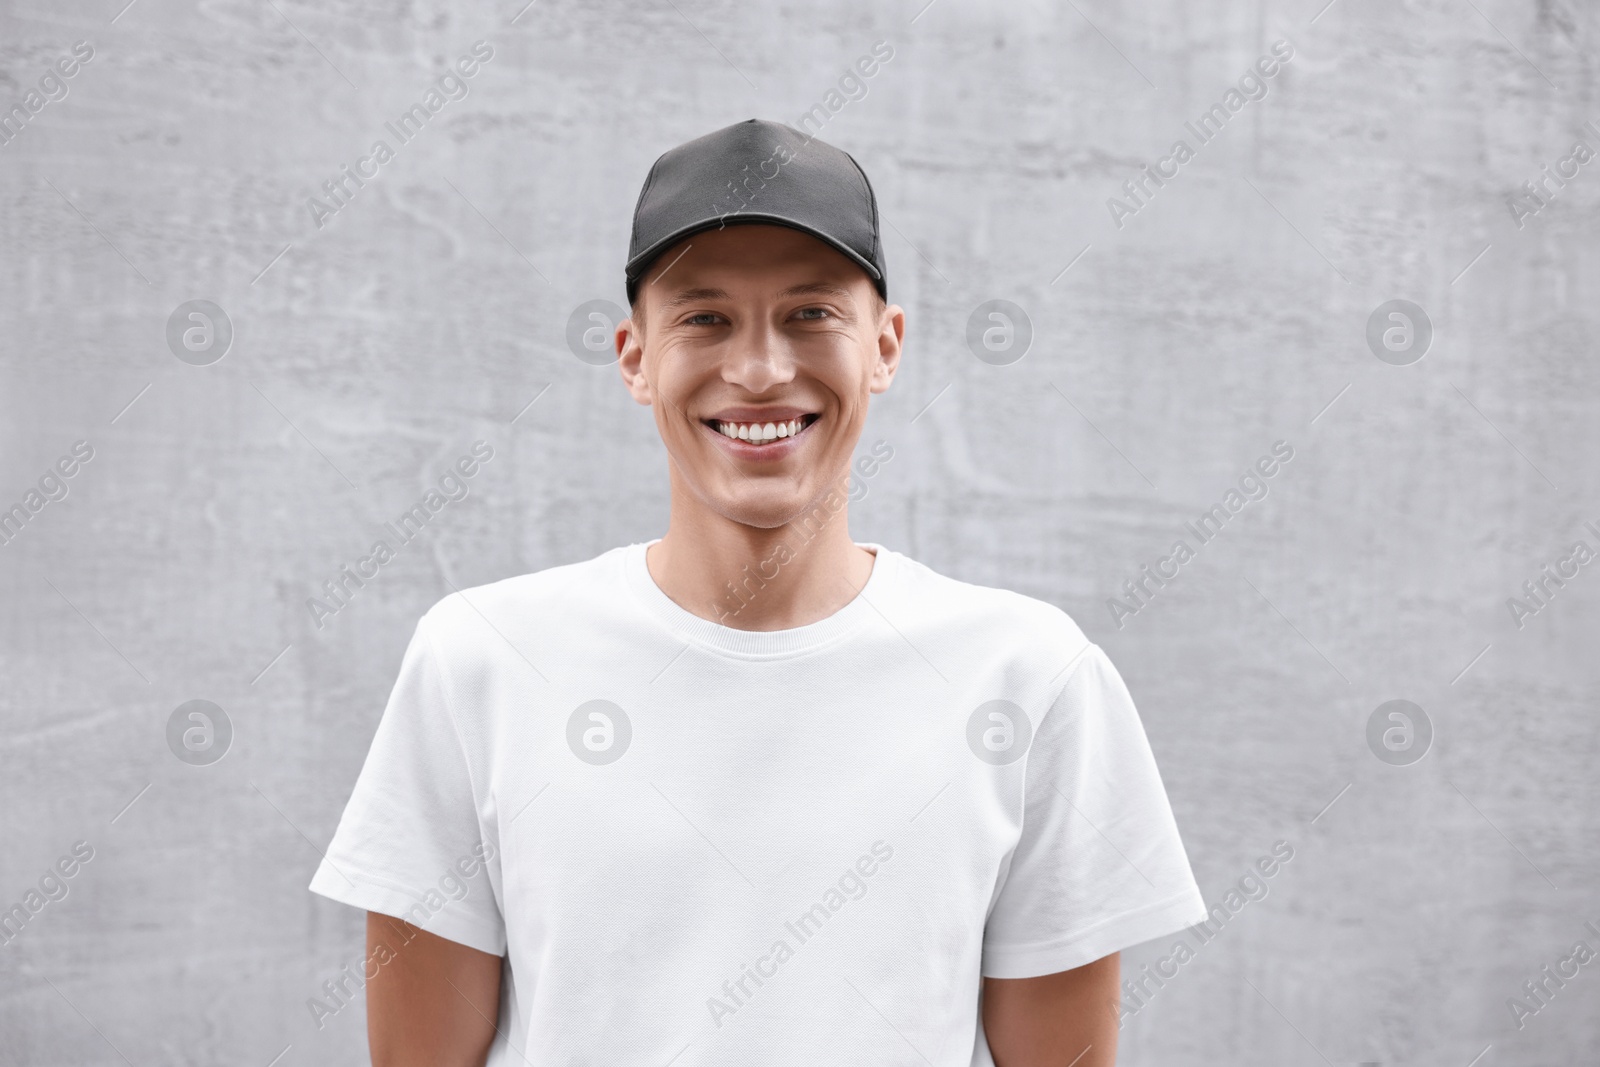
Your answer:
[617,224,904,530]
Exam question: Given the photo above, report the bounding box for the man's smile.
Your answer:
[700,407,821,457]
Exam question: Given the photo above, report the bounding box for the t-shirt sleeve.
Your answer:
[308,613,506,956]
[981,643,1206,978]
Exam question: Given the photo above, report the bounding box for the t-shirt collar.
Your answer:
[622,538,896,658]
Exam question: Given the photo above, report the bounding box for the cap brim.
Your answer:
[626,212,883,300]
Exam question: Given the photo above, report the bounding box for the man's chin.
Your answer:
[706,487,845,535]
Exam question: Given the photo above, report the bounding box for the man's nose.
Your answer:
[722,326,795,391]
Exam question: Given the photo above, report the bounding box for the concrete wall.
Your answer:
[2,0,1596,1062]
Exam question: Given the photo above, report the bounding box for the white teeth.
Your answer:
[713,416,810,443]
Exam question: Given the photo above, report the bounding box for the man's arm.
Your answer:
[981,952,1120,1066]
[366,913,503,1067]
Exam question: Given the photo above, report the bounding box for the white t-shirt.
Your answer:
[310,541,1206,1065]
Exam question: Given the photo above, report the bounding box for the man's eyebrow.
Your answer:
[775,282,855,303]
[655,281,858,317]
[656,287,729,315]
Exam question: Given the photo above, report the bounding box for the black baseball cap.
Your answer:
[625,118,887,306]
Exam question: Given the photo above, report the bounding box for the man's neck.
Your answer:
[646,498,876,632]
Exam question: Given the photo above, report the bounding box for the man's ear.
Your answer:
[616,316,653,406]
[868,303,906,395]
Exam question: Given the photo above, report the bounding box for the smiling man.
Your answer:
[310,118,1207,1067]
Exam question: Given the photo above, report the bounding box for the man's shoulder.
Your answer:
[889,549,1093,669]
[417,543,632,641]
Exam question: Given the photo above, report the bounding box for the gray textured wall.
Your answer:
[2,0,1597,1063]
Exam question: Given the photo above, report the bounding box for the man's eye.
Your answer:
[684,313,721,326]
[794,307,831,321]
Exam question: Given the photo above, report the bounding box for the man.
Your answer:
[310,118,1207,1066]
